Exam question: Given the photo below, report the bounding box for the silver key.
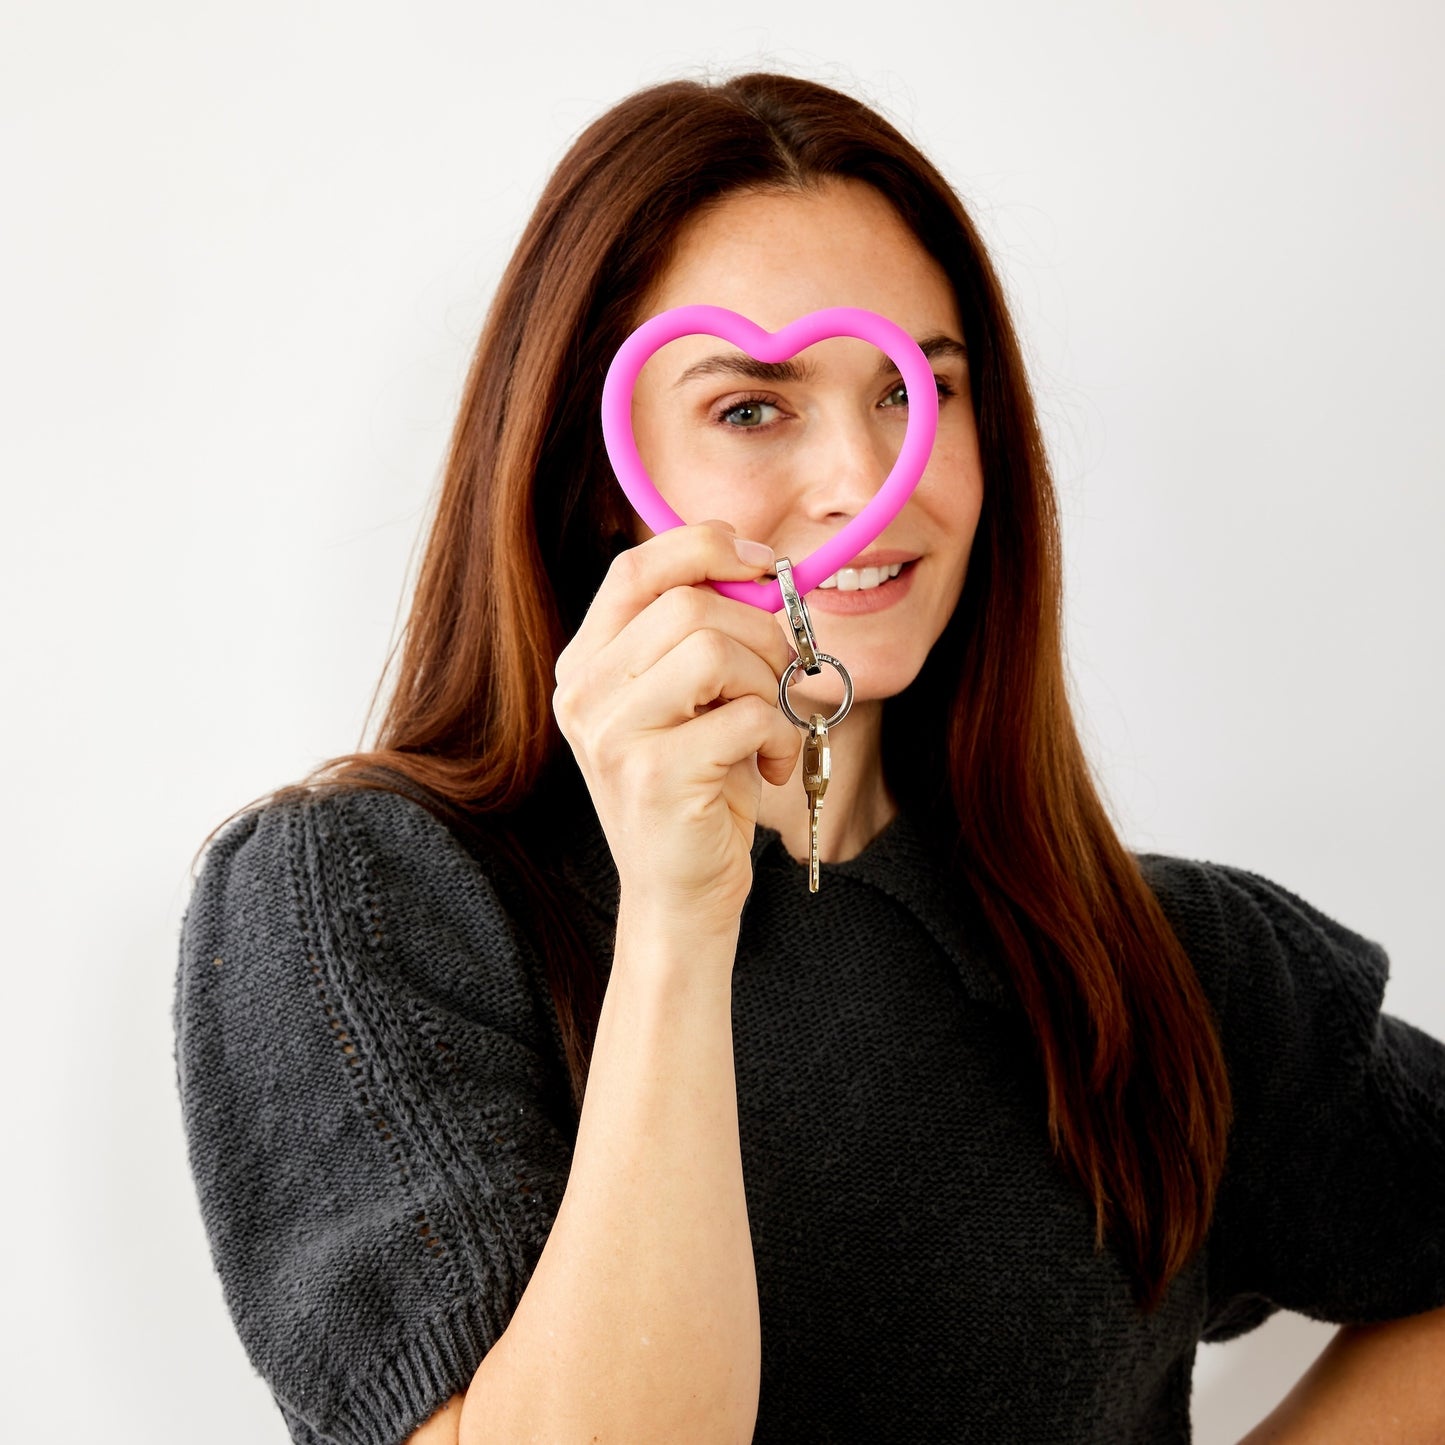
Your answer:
[802,713,830,893]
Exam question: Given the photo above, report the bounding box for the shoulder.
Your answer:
[1134,850,1389,989]
[186,782,518,920]
[192,780,496,870]
[179,783,545,1034]
[1133,850,1391,1079]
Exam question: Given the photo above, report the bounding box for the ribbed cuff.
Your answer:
[277,1293,513,1445]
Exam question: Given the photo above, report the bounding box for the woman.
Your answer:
[173,72,1445,1444]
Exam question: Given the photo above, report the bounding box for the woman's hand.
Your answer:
[553,520,801,938]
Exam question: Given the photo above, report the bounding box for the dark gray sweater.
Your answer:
[172,784,1445,1444]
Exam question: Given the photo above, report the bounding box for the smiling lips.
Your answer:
[784,548,920,591]
[818,561,906,591]
[803,556,919,612]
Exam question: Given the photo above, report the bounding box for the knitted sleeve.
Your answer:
[1142,855,1445,1344]
[172,786,577,1445]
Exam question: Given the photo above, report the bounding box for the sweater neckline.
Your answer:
[746,806,907,872]
[559,799,1016,1016]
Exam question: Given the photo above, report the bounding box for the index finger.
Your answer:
[570,519,783,657]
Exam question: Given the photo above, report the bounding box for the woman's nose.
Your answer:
[795,408,900,517]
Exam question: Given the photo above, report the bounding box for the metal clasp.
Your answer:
[774,557,821,676]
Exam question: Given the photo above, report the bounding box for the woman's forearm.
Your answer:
[459,903,761,1445]
[1236,1306,1445,1444]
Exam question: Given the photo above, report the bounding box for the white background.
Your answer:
[3,1,1441,1440]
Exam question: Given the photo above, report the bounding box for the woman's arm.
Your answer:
[456,904,760,1445]
[403,910,757,1445]
[1236,1305,1445,1444]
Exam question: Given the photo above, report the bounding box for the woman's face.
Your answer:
[629,179,984,716]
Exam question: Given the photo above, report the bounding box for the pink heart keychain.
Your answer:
[600,304,939,611]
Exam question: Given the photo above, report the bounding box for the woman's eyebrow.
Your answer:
[670,333,967,389]
[671,354,812,387]
[882,334,968,375]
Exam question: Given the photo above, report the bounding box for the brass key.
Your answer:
[802,713,830,893]
[773,555,853,897]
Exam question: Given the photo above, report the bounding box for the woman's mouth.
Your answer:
[817,560,906,590]
[803,558,919,615]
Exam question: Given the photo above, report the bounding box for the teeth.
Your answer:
[818,562,905,591]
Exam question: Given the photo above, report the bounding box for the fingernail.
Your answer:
[734,538,774,568]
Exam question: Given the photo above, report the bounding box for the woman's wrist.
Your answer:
[614,893,742,979]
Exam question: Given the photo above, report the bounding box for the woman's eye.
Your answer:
[880,377,955,409]
[719,399,782,428]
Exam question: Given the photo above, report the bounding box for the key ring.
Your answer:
[780,653,854,730]
[774,556,854,731]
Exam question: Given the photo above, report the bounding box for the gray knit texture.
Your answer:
[172,786,1445,1443]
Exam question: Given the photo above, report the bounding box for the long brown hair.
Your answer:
[194,71,1231,1316]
